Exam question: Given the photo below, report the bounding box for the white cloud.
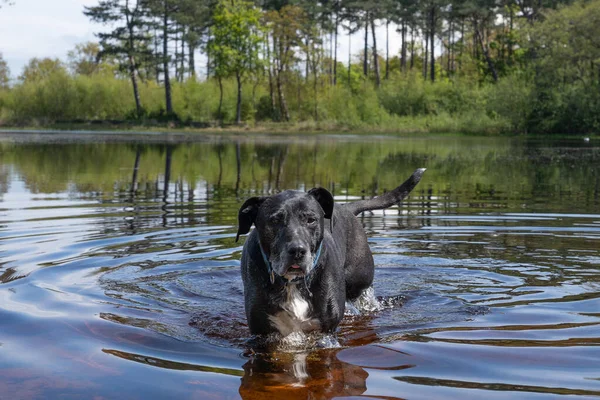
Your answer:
[0,0,98,76]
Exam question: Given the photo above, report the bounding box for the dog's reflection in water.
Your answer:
[239,348,368,399]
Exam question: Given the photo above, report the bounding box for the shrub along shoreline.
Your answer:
[0,71,540,136]
[0,67,596,136]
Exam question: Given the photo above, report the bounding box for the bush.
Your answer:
[484,73,533,133]
[2,55,583,135]
[528,82,600,134]
[6,70,136,122]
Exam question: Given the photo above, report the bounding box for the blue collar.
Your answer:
[259,241,324,285]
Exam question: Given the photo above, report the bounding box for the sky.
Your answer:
[0,0,405,82]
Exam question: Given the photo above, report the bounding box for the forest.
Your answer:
[0,0,599,135]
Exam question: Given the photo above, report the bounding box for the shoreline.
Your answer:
[0,122,594,140]
[0,122,456,136]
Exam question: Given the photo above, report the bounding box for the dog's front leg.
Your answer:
[312,282,346,333]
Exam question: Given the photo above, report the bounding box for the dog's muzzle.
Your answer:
[260,242,324,284]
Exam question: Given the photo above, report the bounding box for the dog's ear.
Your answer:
[236,197,266,242]
[308,187,334,220]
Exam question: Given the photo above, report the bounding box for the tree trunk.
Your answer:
[131,147,141,193]
[447,19,452,75]
[333,14,339,85]
[401,20,407,72]
[459,18,465,72]
[236,72,243,124]
[305,37,310,84]
[188,41,196,78]
[163,145,173,202]
[129,55,143,117]
[314,67,318,121]
[266,34,277,120]
[410,26,415,70]
[371,17,380,87]
[174,24,179,81]
[508,6,514,63]
[424,30,428,80]
[217,76,224,124]
[154,28,160,82]
[363,12,369,76]
[348,29,352,84]
[329,29,334,85]
[474,19,498,82]
[206,27,211,78]
[473,20,479,60]
[385,20,390,80]
[180,27,185,82]
[163,1,173,115]
[430,6,435,82]
[277,74,290,122]
[126,8,142,117]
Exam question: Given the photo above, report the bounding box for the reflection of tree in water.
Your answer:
[254,143,289,193]
[0,165,9,198]
[2,138,599,229]
[0,267,25,284]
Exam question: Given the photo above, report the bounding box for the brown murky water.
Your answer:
[0,132,599,399]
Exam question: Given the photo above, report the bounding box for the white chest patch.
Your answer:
[268,285,319,337]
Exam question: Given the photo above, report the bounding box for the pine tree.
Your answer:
[84,0,150,116]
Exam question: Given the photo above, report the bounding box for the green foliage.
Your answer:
[208,0,264,123]
[0,52,9,89]
[19,58,66,83]
[523,0,600,134]
[67,42,106,76]
[337,63,367,93]
[319,84,391,127]
[484,73,533,133]
[378,74,485,117]
[208,0,264,80]
[5,70,133,122]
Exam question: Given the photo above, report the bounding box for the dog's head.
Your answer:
[236,188,333,280]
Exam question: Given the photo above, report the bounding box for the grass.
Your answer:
[0,117,517,137]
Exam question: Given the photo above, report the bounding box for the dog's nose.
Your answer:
[287,244,307,260]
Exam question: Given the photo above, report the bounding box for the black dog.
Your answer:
[236,169,425,337]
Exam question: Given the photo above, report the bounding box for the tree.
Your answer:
[143,0,182,116]
[456,0,499,82]
[209,0,264,124]
[0,53,9,89]
[19,58,65,82]
[530,0,600,85]
[171,0,215,79]
[265,5,305,121]
[67,42,103,76]
[84,0,149,116]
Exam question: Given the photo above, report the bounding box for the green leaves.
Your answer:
[0,53,9,89]
[208,0,265,80]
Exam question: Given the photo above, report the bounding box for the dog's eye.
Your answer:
[307,217,316,225]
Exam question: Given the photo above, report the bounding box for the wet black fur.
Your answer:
[236,169,425,335]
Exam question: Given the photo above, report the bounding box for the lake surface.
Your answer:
[0,132,599,399]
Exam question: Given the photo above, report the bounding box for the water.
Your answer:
[0,132,599,399]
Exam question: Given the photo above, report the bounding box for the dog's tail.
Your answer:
[345,168,426,216]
